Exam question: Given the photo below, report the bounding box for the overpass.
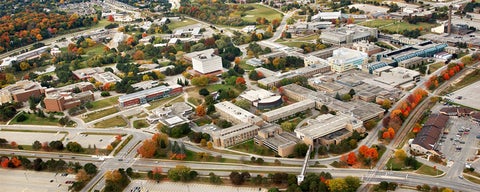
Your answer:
[297,145,312,184]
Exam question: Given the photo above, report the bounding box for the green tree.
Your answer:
[167,165,194,182]
[328,178,347,192]
[199,88,210,96]
[293,143,309,158]
[344,176,361,192]
[84,163,98,175]
[32,140,42,150]
[66,142,84,153]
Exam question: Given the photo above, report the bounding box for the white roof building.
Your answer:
[192,52,223,74]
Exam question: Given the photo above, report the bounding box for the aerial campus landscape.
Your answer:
[1,0,480,192]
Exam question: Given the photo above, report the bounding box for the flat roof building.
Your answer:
[373,67,420,90]
[239,89,282,110]
[214,101,263,126]
[257,64,330,88]
[191,52,223,74]
[254,124,300,157]
[43,84,95,112]
[261,99,315,122]
[295,113,364,146]
[410,114,449,155]
[212,123,260,148]
[0,80,45,104]
[327,48,368,72]
[118,84,183,108]
[320,24,377,45]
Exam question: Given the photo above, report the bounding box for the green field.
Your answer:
[11,113,59,126]
[90,96,119,111]
[146,94,183,110]
[167,18,198,30]
[229,140,276,157]
[240,4,283,23]
[82,107,119,122]
[415,165,443,176]
[85,44,105,56]
[429,62,445,73]
[360,19,438,33]
[94,116,127,128]
[238,60,255,71]
[278,41,310,48]
[133,119,149,129]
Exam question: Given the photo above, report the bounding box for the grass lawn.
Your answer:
[386,157,406,170]
[429,62,445,73]
[415,165,443,176]
[146,94,183,110]
[133,119,149,129]
[207,84,243,94]
[89,96,119,111]
[194,117,212,126]
[82,107,119,123]
[464,174,480,184]
[11,113,59,126]
[240,4,283,23]
[85,44,105,56]
[229,139,276,157]
[278,41,310,48]
[360,19,438,34]
[188,97,203,106]
[449,69,480,92]
[93,116,127,128]
[167,18,198,30]
[294,34,319,41]
[238,60,255,71]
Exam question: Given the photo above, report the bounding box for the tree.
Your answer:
[349,89,356,96]
[342,93,352,101]
[347,152,357,165]
[76,169,91,182]
[196,105,206,116]
[84,163,98,175]
[107,15,115,22]
[229,171,245,185]
[133,50,144,60]
[199,88,210,96]
[381,99,392,110]
[359,145,369,157]
[328,178,347,192]
[293,143,309,158]
[66,142,83,153]
[137,139,157,158]
[344,176,361,192]
[365,148,379,160]
[320,105,329,114]
[235,77,246,85]
[395,149,407,160]
[168,165,194,182]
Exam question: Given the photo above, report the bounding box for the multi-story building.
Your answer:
[304,55,328,67]
[1,46,50,70]
[398,56,426,69]
[212,123,261,148]
[351,40,383,56]
[191,52,223,74]
[295,113,364,146]
[214,101,264,126]
[118,84,183,108]
[327,48,368,72]
[254,124,300,157]
[373,67,421,90]
[320,25,378,45]
[261,99,315,122]
[375,41,447,66]
[44,91,94,112]
[239,89,283,110]
[0,80,45,104]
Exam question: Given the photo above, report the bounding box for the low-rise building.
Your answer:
[0,80,45,104]
[294,113,364,146]
[261,99,315,122]
[212,123,261,147]
[351,40,383,56]
[118,84,183,108]
[327,48,368,72]
[373,67,420,90]
[214,101,263,126]
[239,89,282,110]
[43,83,95,112]
[304,55,328,67]
[254,124,300,157]
[410,114,449,155]
[146,102,192,126]
[257,64,330,88]
[439,107,473,117]
[398,56,426,69]
[320,24,378,45]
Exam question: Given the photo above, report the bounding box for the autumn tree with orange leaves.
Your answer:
[347,152,357,165]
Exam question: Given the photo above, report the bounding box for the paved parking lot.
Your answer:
[438,115,480,165]
[449,80,480,110]
[66,133,120,149]
[0,131,66,145]
[124,180,267,192]
[0,168,75,192]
